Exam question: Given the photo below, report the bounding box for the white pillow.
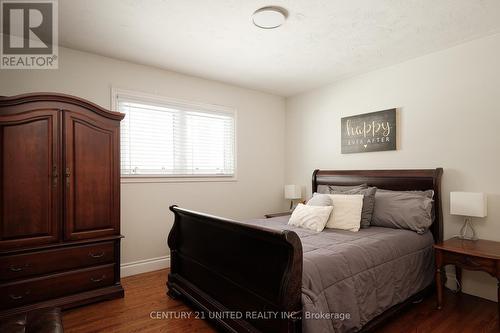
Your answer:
[325,194,363,232]
[288,203,333,232]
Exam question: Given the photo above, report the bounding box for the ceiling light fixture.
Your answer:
[252,6,288,29]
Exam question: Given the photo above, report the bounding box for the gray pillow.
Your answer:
[317,183,368,194]
[377,189,434,199]
[307,193,333,206]
[371,190,433,234]
[329,187,377,228]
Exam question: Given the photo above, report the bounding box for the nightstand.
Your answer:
[434,237,500,319]
[264,211,292,219]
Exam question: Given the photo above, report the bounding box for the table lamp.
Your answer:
[450,192,487,240]
[284,185,302,210]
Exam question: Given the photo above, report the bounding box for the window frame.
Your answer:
[111,88,238,183]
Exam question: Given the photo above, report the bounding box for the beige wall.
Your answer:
[285,33,500,301]
[0,47,287,275]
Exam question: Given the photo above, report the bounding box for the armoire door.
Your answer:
[0,110,60,250]
[64,111,120,240]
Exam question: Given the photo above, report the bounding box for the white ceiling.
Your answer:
[60,0,500,96]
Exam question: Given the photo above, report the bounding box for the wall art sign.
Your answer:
[341,108,397,154]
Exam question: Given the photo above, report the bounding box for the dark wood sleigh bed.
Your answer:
[167,169,443,333]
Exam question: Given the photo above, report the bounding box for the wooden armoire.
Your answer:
[0,93,125,317]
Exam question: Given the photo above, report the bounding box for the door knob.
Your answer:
[65,168,71,186]
[52,165,58,187]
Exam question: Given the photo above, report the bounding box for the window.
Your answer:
[114,90,236,178]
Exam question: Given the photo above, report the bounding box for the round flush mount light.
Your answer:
[252,6,288,29]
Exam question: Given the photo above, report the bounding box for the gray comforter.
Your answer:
[246,216,434,333]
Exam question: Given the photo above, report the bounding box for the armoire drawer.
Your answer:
[0,241,115,281]
[0,264,115,309]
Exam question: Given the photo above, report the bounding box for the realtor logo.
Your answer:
[1,0,58,69]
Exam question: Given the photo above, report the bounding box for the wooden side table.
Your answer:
[434,237,500,320]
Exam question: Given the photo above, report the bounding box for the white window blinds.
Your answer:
[117,93,235,177]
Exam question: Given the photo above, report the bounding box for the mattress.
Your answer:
[246,216,435,333]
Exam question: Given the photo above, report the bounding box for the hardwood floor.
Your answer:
[63,269,217,333]
[374,290,499,333]
[63,269,498,333]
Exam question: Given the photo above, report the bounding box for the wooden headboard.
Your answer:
[312,169,444,242]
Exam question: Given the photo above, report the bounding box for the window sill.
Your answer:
[120,175,237,184]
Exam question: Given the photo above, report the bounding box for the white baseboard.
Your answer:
[120,255,170,277]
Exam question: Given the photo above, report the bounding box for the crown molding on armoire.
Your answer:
[0,92,125,121]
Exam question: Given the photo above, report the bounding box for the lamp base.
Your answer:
[458,217,477,241]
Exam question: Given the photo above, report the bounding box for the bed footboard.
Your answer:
[167,206,303,333]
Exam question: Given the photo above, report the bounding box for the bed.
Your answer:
[167,169,443,333]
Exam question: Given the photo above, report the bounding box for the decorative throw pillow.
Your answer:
[288,203,333,232]
[329,187,377,228]
[316,184,368,194]
[371,190,434,234]
[325,194,364,232]
[306,193,333,206]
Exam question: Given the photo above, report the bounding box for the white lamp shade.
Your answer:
[284,185,302,200]
[450,192,487,217]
